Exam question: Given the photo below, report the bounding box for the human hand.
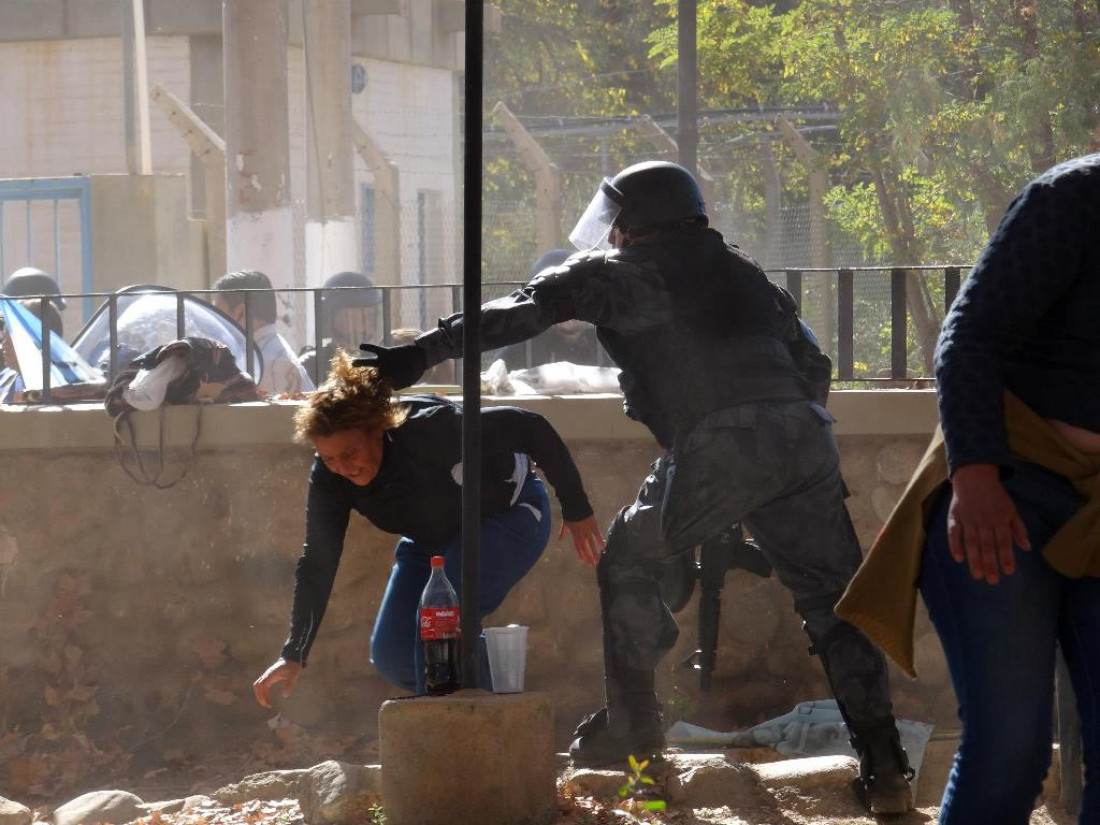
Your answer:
[352,343,428,390]
[559,515,605,567]
[947,463,1031,585]
[252,658,303,708]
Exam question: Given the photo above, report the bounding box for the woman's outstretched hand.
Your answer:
[253,658,303,708]
[948,463,1031,585]
[560,515,605,567]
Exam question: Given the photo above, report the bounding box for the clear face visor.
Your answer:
[568,179,624,251]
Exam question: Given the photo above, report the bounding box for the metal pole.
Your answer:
[460,0,484,690]
[891,268,908,380]
[132,0,153,174]
[677,0,698,176]
[243,290,254,379]
[40,297,51,402]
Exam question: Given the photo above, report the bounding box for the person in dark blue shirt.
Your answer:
[923,152,1100,824]
[253,352,603,704]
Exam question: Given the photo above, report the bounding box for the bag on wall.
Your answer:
[104,337,262,488]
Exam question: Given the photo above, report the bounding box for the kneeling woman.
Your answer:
[254,353,603,703]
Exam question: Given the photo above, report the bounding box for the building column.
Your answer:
[304,0,358,287]
[223,0,294,291]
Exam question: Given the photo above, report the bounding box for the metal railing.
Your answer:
[2,265,969,403]
[773,264,964,383]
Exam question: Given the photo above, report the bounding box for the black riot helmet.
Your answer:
[320,270,382,309]
[569,161,707,250]
[2,267,67,310]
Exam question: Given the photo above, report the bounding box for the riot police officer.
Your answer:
[356,161,913,813]
[299,270,383,384]
[2,267,67,333]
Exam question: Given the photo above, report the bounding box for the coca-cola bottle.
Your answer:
[419,555,461,695]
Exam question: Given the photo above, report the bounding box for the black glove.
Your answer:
[352,343,428,390]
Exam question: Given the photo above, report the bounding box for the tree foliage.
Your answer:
[482,0,1100,370]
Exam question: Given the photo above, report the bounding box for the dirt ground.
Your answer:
[18,738,1081,825]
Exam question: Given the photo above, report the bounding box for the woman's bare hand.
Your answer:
[947,463,1031,585]
[560,515,606,567]
[253,658,303,708]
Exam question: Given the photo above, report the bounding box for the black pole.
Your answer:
[460,0,484,690]
[677,0,698,176]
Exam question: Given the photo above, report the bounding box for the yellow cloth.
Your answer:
[835,392,1100,678]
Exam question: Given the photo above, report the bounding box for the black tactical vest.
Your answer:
[599,228,810,448]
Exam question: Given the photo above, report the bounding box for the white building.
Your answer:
[0,0,471,338]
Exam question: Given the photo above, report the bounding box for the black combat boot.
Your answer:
[568,666,665,768]
[850,717,915,814]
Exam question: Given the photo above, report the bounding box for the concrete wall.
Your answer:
[0,391,952,797]
[89,174,206,294]
[0,37,193,179]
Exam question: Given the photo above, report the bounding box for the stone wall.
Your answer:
[0,393,952,797]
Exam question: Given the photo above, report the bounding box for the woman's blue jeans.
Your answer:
[919,461,1100,824]
[369,473,552,694]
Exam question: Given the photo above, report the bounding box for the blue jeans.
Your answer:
[920,461,1100,824]
[369,473,551,694]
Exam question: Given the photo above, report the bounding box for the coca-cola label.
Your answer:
[420,607,461,640]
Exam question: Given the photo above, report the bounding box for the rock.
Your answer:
[297,761,381,825]
[561,768,626,800]
[751,754,859,793]
[138,800,186,816]
[875,442,925,486]
[726,747,787,765]
[0,797,32,825]
[181,796,218,811]
[664,753,730,770]
[677,762,761,808]
[51,791,145,825]
[212,769,307,805]
[871,482,903,523]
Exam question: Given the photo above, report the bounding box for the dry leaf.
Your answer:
[64,644,83,668]
[39,651,62,676]
[190,635,229,670]
[66,683,98,703]
[203,685,236,706]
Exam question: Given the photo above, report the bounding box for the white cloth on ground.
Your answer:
[667,699,934,797]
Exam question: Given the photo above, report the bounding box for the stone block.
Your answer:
[750,755,859,793]
[916,734,1065,809]
[379,690,555,825]
[561,769,626,801]
[676,762,761,808]
[915,733,956,807]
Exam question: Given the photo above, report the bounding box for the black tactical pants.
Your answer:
[599,400,894,728]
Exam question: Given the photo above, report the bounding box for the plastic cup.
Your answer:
[483,624,528,693]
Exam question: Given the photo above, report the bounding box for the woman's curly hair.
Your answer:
[293,351,408,443]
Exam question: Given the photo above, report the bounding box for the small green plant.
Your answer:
[617,754,667,815]
[365,802,386,825]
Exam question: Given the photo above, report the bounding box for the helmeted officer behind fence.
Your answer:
[355,161,914,813]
